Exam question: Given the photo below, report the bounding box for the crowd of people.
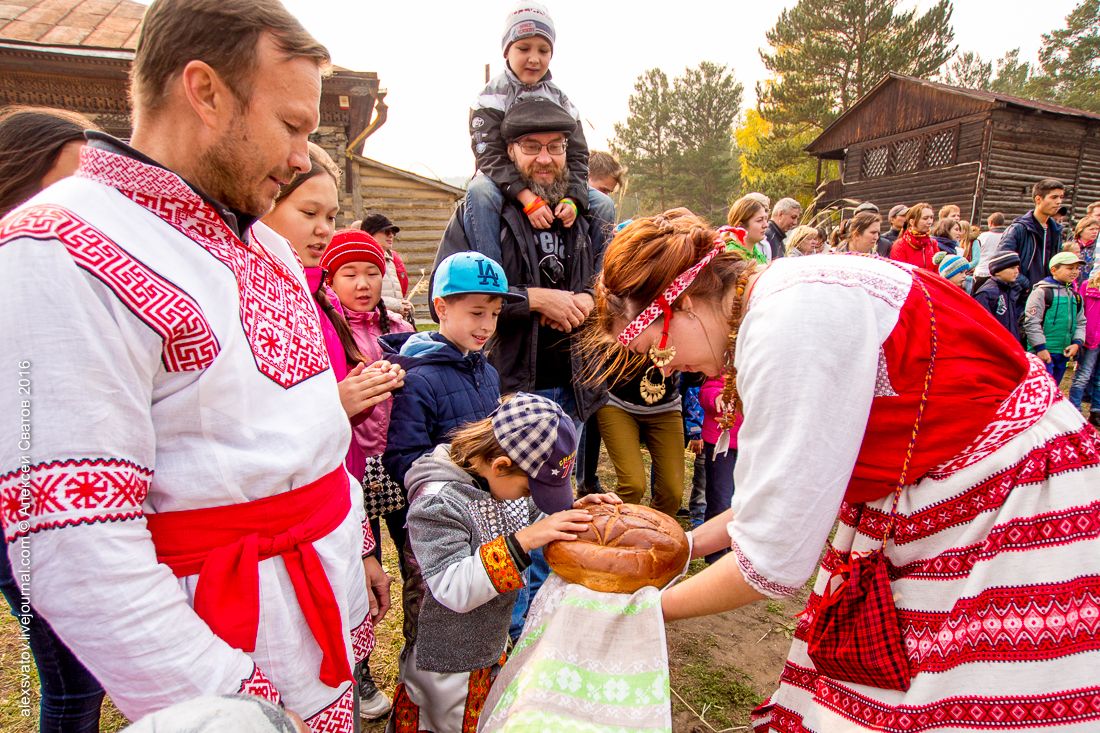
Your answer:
[0,1,1098,733]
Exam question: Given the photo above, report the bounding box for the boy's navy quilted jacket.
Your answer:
[381,331,501,489]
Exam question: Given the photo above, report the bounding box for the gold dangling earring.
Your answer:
[639,366,667,404]
[648,305,676,367]
[648,341,676,368]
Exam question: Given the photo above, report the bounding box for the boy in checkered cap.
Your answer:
[389,393,620,731]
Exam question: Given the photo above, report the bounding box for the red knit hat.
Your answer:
[321,229,387,283]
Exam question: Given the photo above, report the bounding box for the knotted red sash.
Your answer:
[146,465,353,687]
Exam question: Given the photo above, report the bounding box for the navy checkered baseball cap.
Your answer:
[491,393,577,514]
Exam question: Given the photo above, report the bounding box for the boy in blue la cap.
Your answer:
[382,252,524,490]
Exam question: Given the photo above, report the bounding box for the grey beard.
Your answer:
[525,174,569,205]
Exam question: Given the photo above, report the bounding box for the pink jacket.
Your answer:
[346,307,413,459]
[1079,279,1100,349]
[700,377,743,447]
[306,267,367,478]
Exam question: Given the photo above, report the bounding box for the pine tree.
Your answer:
[1037,0,1100,112]
[746,0,956,201]
[612,63,743,221]
[988,49,1039,98]
[611,69,678,213]
[670,62,743,224]
[941,51,993,90]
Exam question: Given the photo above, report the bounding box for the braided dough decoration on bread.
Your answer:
[545,504,690,593]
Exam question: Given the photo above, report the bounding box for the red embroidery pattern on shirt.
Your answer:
[731,539,801,598]
[773,661,1100,730]
[77,147,329,389]
[236,663,281,706]
[797,577,1100,674]
[901,578,1100,672]
[479,536,524,594]
[361,517,376,558]
[892,501,1100,580]
[928,355,1061,479]
[350,613,374,663]
[305,686,354,733]
[840,425,1100,545]
[0,205,219,372]
[1,458,151,541]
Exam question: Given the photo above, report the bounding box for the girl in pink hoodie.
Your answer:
[699,376,744,564]
[1070,267,1100,427]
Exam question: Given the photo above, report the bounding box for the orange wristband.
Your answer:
[523,197,546,215]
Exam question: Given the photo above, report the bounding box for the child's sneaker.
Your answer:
[358,666,392,720]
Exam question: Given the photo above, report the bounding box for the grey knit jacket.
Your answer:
[403,445,539,673]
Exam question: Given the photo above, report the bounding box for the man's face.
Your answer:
[196,34,321,217]
[774,208,801,232]
[589,175,618,197]
[1036,189,1065,218]
[890,212,907,230]
[508,132,568,200]
[993,265,1019,283]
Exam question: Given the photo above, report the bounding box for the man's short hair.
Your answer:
[773,197,801,216]
[1088,201,1100,215]
[589,151,623,186]
[132,0,330,113]
[938,204,960,219]
[988,212,1005,227]
[1032,178,1065,200]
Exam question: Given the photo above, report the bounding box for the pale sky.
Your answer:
[279,0,1079,183]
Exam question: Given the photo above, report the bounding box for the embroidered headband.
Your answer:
[617,225,747,347]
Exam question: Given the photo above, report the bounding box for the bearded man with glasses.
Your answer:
[431,96,606,637]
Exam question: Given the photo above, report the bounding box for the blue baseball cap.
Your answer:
[432,252,526,302]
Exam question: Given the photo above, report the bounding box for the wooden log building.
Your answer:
[0,0,464,311]
[807,73,1100,225]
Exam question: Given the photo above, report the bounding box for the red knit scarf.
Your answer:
[897,230,934,251]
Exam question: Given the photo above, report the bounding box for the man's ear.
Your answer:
[490,455,515,476]
[506,144,515,164]
[433,296,448,320]
[179,60,234,131]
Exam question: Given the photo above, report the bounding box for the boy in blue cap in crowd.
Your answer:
[383,252,524,490]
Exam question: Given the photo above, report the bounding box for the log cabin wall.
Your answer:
[808,74,1100,228]
[839,115,986,222]
[980,110,1094,224]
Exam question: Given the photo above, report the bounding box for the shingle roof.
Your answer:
[0,0,145,50]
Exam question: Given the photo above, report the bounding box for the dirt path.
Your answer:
[667,584,807,732]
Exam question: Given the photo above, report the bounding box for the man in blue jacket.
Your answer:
[998,178,1065,305]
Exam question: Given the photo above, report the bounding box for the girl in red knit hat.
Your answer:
[322,229,415,719]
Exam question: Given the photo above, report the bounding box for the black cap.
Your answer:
[500,97,577,142]
[360,213,399,235]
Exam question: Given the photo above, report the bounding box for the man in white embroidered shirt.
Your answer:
[0,1,388,730]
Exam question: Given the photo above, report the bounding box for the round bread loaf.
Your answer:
[544,503,690,593]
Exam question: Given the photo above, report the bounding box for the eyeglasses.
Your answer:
[515,140,567,156]
[539,254,565,285]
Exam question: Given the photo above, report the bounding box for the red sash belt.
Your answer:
[146,465,352,687]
